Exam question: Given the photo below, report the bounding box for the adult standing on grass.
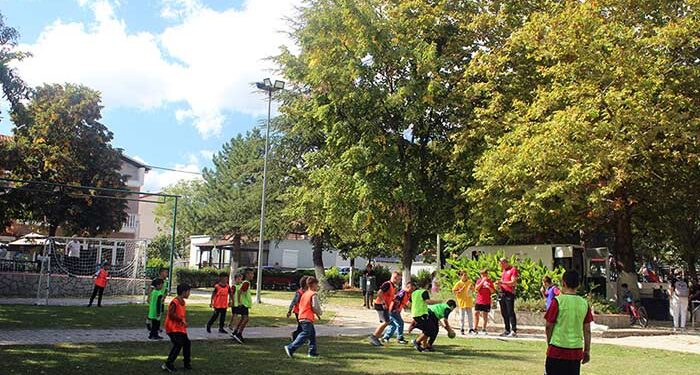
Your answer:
[544,270,592,375]
[369,271,400,346]
[363,263,375,309]
[88,262,109,307]
[285,276,322,358]
[497,257,519,337]
[669,271,690,333]
[64,236,80,275]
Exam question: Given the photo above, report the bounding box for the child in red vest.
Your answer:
[163,283,192,373]
[284,276,322,358]
[88,262,110,307]
[206,273,232,333]
[287,275,309,341]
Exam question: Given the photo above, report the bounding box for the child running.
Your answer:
[162,283,192,372]
[382,281,415,344]
[474,268,496,335]
[284,276,322,358]
[231,270,254,343]
[452,271,476,335]
[544,270,592,375]
[287,275,309,341]
[147,278,165,340]
[409,281,439,352]
[424,300,457,351]
[88,262,109,307]
[206,273,232,334]
[369,271,400,346]
[227,274,243,330]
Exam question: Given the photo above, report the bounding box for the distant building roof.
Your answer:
[0,134,13,143]
[120,154,151,171]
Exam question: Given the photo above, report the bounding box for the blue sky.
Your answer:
[0,0,298,191]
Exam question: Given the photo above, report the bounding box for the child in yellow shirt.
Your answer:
[452,271,476,335]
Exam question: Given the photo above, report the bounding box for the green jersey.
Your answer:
[148,288,165,319]
[428,303,452,320]
[411,289,429,317]
[550,294,590,349]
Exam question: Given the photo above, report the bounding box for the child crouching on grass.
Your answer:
[284,276,322,358]
[162,283,191,372]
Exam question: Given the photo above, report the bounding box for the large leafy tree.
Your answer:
[277,0,473,284]
[464,0,700,281]
[8,84,129,236]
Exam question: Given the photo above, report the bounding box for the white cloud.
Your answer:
[144,163,202,193]
[16,0,301,138]
[199,149,215,161]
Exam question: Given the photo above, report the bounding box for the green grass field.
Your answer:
[0,303,333,330]
[1,336,697,375]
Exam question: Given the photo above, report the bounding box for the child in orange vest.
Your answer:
[88,262,110,307]
[287,275,309,341]
[206,273,232,334]
[284,276,322,358]
[163,283,192,373]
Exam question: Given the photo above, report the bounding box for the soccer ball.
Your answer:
[447,329,456,339]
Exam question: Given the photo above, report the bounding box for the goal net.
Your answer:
[33,236,149,304]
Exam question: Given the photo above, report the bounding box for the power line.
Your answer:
[146,165,202,175]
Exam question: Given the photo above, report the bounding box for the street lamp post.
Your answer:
[255,78,284,304]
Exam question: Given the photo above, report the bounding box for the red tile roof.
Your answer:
[0,134,12,142]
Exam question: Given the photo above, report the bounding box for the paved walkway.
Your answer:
[1,296,699,354]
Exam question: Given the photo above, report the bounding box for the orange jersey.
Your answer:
[165,298,187,334]
[212,284,231,309]
[94,269,108,288]
[299,291,317,322]
[374,281,396,306]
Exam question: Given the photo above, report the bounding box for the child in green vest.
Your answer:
[147,278,165,340]
[424,300,457,351]
[227,273,243,330]
[408,282,439,352]
[544,270,592,375]
[231,270,254,344]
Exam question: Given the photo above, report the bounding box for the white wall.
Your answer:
[268,239,368,269]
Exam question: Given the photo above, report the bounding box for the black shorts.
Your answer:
[232,306,250,316]
[424,311,439,337]
[475,303,491,313]
[375,304,390,323]
[413,314,429,331]
[545,356,581,375]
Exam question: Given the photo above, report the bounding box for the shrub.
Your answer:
[325,266,345,290]
[174,267,228,288]
[440,252,565,301]
[414,269,433,289]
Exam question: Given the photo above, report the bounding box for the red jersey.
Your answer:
[94,268,108,288]
[165,297,187,334]
[500,266,518,294]
[475,277,493,305]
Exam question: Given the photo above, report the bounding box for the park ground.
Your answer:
[0,289,698,374]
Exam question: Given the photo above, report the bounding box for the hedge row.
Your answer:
[173,267,317,288]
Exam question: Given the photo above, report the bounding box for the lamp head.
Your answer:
[274,80,285,89]
[263,78,272,87]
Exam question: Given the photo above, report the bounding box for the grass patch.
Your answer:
[0,303,333,330]
[0,336,698,375]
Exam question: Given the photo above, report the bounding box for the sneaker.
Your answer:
[148,336,157,340]
[218,328,228,334]
[480,330,488,336]
[469,329,477,335]
[412,339,424,352]
[499,331,510,337]
[161,363,176,373]
[508,331,518,338]
[461,329,465,335]
[397,338,409,345]
[232,334,244,344]
[183,363,192,371]
[368,335,383,347]
[381,337,390,344]
[237,334,246,344]
[206,325,211,333]
[424,347,435,352]
[154,335,165,340]
[284,345,294,358]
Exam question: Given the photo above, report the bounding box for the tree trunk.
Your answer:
[685,253,698,283]
[349,258,356,288]
[613,205,639,297]
[311,235,333,290]
[229,233,241,285]
[401,230,415,287]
